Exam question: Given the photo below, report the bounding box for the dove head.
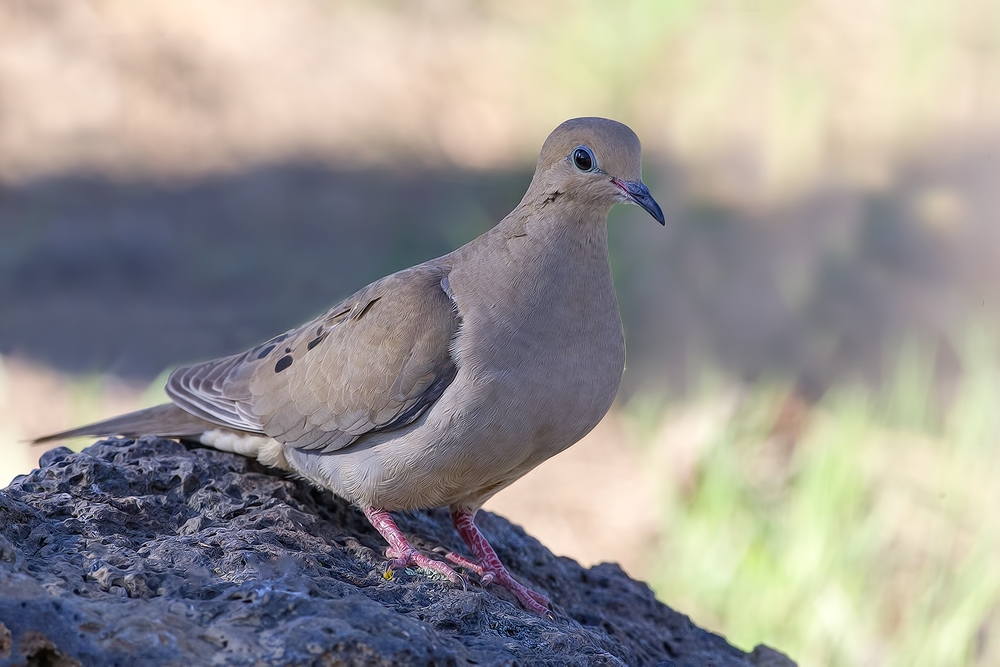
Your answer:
[527,117,664,225]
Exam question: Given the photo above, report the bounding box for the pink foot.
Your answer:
[363,507,461,583]
[444,551,495,585]
[450,508,551,616]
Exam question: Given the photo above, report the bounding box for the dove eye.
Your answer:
[572,146,595,172]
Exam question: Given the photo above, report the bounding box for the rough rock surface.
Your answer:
[0,437,795,666]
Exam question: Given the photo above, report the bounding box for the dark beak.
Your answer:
[615,179,665,225]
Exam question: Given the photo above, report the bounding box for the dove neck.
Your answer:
[477,202,615,316]
[502,186,613,248]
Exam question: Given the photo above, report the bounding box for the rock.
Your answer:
[0,437,795,666]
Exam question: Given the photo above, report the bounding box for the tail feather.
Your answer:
[32,403,216,445]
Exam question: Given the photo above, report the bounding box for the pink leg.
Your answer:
[450,508,551,616]
[363,507,461,583]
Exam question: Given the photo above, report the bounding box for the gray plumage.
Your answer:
[35,117,664,615]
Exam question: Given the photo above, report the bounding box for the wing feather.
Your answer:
[165,264,459,453]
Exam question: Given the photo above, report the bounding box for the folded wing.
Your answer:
[166,264,459,453]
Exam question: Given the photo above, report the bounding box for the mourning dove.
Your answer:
[35,117,664,616]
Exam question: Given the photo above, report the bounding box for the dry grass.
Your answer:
[630,327,1000,666]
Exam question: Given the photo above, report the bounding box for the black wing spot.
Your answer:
[275,355,293,373]
[307,335,326,351]
[256,344,276,360]
[353,297,381,321]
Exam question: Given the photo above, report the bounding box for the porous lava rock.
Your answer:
[0,437,795,666]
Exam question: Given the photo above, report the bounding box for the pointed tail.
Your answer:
[32,403,216,445]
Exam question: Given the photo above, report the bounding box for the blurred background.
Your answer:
[2,0,999,664]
